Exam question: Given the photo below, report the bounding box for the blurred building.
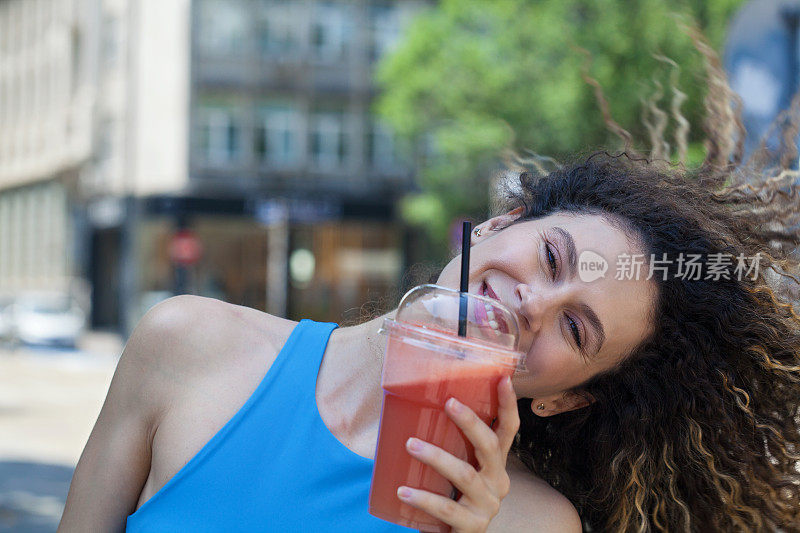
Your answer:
[0,0,426,335]
[175,0,426,325]
[0,0,191,333]
[0,0,92,302]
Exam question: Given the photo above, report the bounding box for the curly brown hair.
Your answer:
[501,28,800,533]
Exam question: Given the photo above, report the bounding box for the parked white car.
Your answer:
[12,292,86,348]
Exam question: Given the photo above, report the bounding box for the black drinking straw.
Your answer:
[458,221,472,337]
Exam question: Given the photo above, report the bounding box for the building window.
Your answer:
[197,108,241,165]
[366,120,397,171]
[103,14,121,69]
[309,111,348,169]
[198,0,247,55]
[368,4,402,63]
[71,26,82,97]
[256,1,299,57]
[254,104,301,167]
[420,131,443,167]
[310,3,351,62]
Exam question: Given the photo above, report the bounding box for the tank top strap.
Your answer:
[273,319,339,403]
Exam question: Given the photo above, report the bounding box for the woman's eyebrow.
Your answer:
[552,226,577,280]
[552,226,606,357]
[578,302,606,357]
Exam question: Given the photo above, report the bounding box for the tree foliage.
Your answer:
[376,0,746,254]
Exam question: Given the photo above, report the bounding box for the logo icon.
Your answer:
[578,250,608,282]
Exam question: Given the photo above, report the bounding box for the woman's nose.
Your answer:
[514,283,544,333]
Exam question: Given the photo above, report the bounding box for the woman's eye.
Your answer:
[567,315,582,348]
[545,243,558,278]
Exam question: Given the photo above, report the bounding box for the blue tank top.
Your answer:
[126,319,415,532]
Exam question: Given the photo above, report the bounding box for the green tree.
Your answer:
[376,0,745,256]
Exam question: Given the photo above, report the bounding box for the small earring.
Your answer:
[473,227,482,237]
[537,403,545,411]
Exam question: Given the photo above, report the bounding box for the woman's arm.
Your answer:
[57,297,193,532]
[489,454,583,532]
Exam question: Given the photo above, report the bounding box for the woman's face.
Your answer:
[436,209,657,415]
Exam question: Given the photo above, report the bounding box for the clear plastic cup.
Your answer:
[368,284,524,532]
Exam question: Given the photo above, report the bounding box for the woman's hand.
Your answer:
[397,376,521,533]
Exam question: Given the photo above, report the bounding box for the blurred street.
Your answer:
[0,334,120,532]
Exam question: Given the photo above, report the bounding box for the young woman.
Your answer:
[58,146,800,531]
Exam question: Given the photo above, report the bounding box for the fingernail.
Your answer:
[397,487,412,500]
[447,398,463,413]
[407,437,423,452]
[505,376,513,388]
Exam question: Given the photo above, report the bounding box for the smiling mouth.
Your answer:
[475,281,511,335]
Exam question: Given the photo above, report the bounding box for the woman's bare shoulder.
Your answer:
[127,295,297,401]
[489,454,582,533]
[136,294,295,360]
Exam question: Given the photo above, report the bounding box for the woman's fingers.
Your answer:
[443,377,519,483]
[397,485,489,533]
[495,376,521,452]
[444,396,502,474]
[399,376,521,532]
[405,437,488,502]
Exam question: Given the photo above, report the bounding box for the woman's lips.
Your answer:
[479,280,510,335]
[474,288,490,328]
[484,281,500,301]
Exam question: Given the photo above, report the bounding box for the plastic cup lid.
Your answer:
[380,284,526,371]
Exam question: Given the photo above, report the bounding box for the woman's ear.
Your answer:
[488,206,524,231]
[532,390,596,417]
[472,207,524,245]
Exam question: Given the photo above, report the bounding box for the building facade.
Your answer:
[0,0,95,301]
[0,0,191,333]
[0,0,425,335]
[172,0,424,326]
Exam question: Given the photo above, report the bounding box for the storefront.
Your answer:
[98,193,408,335]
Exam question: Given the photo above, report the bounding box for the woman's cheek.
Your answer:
[527,345,572,385]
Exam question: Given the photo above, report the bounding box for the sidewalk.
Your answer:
[0,332,121,532]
